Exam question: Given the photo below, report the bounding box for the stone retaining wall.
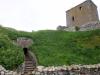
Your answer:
[0,64,100,75]
[33,64,100,75]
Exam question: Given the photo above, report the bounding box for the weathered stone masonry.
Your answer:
[1,64,100,75]
[66,0,99,27]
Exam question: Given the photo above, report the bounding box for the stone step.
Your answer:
[23,53,36,74]
[25,62,33,65]
[25,61,32,63]
[25,62,32,64]
[25,64,33,66]
[25,66,33,68]
[24,68,33,70]
[25,68,34,71]
[24,69,33,71]
[25,59,32,61]
[24,69,33,72]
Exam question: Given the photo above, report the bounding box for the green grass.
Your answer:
[0,25,100,70]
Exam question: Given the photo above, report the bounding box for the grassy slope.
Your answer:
[0,26,100,70]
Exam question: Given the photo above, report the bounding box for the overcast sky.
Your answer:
[0,0,100,31]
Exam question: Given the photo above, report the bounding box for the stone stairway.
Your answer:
[17,38,37,75]
[22,48,37,75]
[24,56,34,74]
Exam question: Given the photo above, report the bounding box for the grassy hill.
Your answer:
[0,25,100,70]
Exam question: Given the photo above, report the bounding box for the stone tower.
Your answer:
[66,0,99,27]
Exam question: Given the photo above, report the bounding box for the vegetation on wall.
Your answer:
[75,26,80,31]
[0,25,100,70]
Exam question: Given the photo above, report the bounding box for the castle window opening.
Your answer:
[79,7,82,10]
[72,16,75,21]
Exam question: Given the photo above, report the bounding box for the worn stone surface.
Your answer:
[1,64,100,75]
[79,21,100,31]
[32,64,100,75]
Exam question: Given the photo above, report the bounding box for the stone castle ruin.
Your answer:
[57,0,100,31]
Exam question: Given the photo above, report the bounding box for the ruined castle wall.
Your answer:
[80,21,100,31]
[66,1,99,27]
[63,21,100,31]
